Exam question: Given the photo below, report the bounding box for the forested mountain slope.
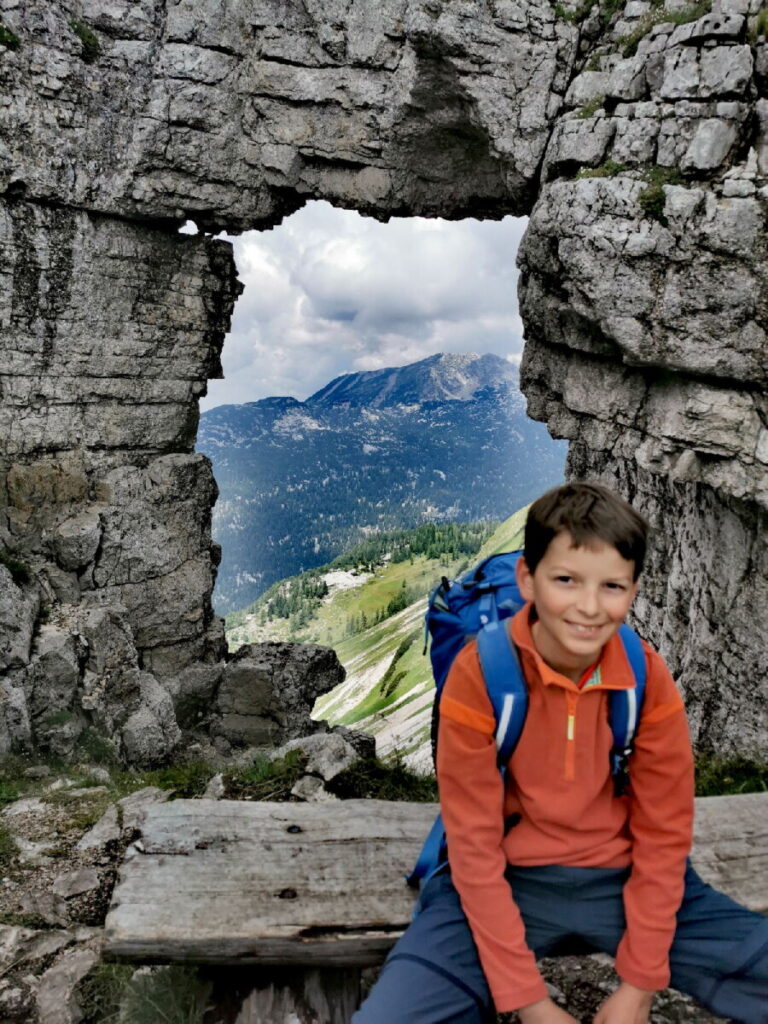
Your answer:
[199,353,566,614]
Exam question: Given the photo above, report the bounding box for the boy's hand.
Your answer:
[593,981,654,1024]
[518,997,580,1024]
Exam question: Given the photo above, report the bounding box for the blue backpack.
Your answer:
[407,550,647,889]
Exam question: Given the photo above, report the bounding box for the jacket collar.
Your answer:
[510,603,635,692]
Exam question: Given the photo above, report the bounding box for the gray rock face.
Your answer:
[0,0,578,230]
[0,567,39,672]
[517,3,767,753]
[215,643,345,747]
[0,0,766,760]
[36,946,99,1024]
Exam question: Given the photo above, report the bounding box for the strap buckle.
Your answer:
[611,745,633,797]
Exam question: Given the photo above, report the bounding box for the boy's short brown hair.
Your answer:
[524,481,649,581]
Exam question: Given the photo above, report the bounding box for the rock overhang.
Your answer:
[0,0,766,761]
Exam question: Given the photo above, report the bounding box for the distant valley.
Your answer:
[198,352,566,615]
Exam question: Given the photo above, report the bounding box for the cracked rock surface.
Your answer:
[0,0,766,762]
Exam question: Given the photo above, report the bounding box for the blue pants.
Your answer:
[353,864,768,1024]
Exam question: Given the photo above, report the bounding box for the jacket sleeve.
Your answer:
[436,642,549,1013]
[614,647,695,991]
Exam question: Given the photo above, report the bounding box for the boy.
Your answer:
[354,482,768,1023]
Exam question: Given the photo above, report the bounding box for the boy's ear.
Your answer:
[516,555,535,603]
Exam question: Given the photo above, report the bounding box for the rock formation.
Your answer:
[0,0,765,760]
[517,0,767,753]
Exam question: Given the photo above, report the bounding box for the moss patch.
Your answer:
[326,755,437,802]
[554,0,625,24]
[576,159,627,179]
[42,709,75,728]
[695,756,768,797]
[69,18,100,64]
[749,8,768,42]
[576,95,606,119]
[0,19,20,51]
[0,910,57,929]
[76,727,120,766]
[134,761,214,799]
[0,823,18,867]
[618,0,712,58]
[0,549,30,584]
[554,0,597,24]
[225,749,308,801]
[637,166,681,224]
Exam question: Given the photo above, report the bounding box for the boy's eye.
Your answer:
[605,582,627,591]
[555,575,573,584]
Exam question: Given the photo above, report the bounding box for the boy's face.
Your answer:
[516,530,638,681]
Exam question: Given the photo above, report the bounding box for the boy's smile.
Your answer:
[516,531,638,682]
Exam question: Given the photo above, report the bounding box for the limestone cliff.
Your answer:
[0,0,765,761]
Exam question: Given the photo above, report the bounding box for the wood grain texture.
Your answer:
[106,793,768,965]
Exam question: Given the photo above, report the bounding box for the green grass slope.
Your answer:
[226,508,529,768]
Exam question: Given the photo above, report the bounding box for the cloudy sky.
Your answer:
[198,201,529,411]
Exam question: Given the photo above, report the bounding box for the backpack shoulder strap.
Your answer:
[406,621,527,890]
[476,619,528,767]
[406,811,448,889]
[609,625,648,795]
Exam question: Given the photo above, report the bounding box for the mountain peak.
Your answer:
[307,352,518,408]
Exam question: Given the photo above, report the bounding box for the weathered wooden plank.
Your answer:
[106,793,768,965]
[687,792,768,911]
[107,799,429,965]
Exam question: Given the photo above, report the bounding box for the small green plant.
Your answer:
[41,843,71,858]
[554,0,597,24]
[577,94,607,119]
[326,753,438,802]
[69,18,100,64]
[0,823,18,867]
[554,0,624,24]
[637,166,681,224]
[576,159,627,179]
[0,19,20,50]
[619,0,711,57]
[0,910,56,929]
[78,963,133,1024]
[749,8,768,42]
[0,779,21,805]
[118,966,211,1024]
[43,787,114,831]
[0,549,30,584]
[77,727,120,766]
[142,761,214,798]
[598,0,625,24]
[695,755,768,797]
[226,749,308,801]
[42,709,75,728]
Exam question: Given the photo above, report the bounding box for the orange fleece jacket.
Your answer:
[436,604,694,1013]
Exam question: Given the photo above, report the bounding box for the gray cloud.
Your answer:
[198,201,528,410]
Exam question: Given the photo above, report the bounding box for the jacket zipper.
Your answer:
[565,691,578,781]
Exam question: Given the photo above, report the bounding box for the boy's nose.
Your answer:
[575,588,601,616]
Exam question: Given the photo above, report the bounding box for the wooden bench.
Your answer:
[105,793,768,1023]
